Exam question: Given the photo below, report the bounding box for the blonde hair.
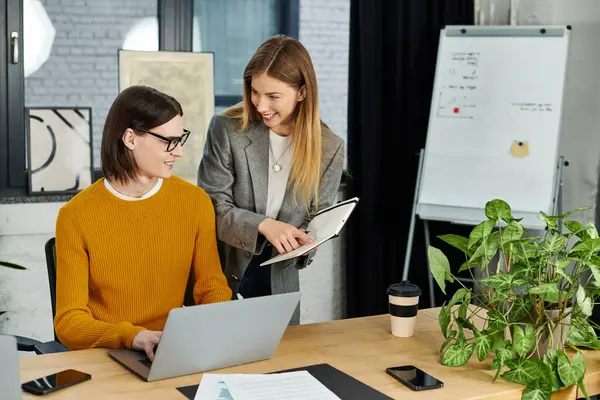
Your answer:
[224,35,322,210]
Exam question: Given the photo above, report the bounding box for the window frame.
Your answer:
[0,0,26,195]
[0,0,299,195]
[159,0,299,107]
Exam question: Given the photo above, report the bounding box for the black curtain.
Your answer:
[346,0,475,318]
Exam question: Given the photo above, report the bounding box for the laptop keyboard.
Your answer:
[140,358,153,368]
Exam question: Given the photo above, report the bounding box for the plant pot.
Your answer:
[530,307,572,358]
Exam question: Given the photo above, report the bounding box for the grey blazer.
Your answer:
[197,114,345,324]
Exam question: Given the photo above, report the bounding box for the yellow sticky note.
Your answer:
[511,141,530,158]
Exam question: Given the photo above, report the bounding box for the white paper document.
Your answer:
[194,374,235,400]
[195,371,341,400]
[260,197,359,266]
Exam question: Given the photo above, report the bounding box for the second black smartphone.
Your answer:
[21,369,91,395]
[386,365,443,391]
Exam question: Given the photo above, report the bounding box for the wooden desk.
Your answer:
[19,308,599,399]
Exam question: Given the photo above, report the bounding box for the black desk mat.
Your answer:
[176,363,393,399]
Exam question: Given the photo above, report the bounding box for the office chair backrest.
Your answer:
[45,238,57,321]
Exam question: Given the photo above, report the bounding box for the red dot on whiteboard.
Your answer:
[453,107,460,114]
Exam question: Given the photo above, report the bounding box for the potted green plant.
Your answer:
[428,199,600,400]
[0,261,26,318]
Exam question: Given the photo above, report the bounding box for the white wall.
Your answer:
[478,0,600,224]
[0,203,61,342]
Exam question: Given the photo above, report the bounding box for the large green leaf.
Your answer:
[541,351,562,392]
[501,221,524,243]
[543,289,570,304]
[0,261,26,270]
[439,304,451,338]
[510,297,534,321]
[469,231,501,266]
[480,271,525,292]
[570,237,600,257]
[442,342,475,367]
[585,221,599,239]
[586,256,600,286]
[576,285,593,317]
[513,324,535,357]
[540,234,564,254]
[438,234,473,256]
[428,246,453,295]
[468,220,495,249]
[564,220,598,241]
[557,351,586,387]
[475,332,493,361]
[510,260,531,276]
[448,288,471,308]
[485,199,512,222]
[521,382,552,400]
[567,318,600,350]
[480,274,513,291]
[528,283,559,300]
[564,220,589,240]
[502,358,539,386]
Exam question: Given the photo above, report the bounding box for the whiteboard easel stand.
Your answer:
[401,149,568,308]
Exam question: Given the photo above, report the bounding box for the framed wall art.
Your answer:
[26,107,93,195]
[119,50,215,184]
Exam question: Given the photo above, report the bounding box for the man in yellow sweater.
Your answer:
[54,85,232,361]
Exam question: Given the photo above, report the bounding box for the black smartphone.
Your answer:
[21,369,91,395]
[386,365,443,391]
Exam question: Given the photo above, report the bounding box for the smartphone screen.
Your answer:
[386,365,443,390]
[22,369,91,395]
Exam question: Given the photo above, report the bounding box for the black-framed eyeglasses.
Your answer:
[133,127,191,152]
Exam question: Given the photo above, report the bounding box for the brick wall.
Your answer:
[299,0,350,150]
[24,0,158,167]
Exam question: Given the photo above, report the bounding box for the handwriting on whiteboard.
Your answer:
[512,102,553,112]
[437,52,480,119]
[437,90,477,119]
[448,51,479,81]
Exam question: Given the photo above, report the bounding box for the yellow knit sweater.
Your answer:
[54,176,232,350]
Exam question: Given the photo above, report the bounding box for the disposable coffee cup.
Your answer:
[387,281,421,337]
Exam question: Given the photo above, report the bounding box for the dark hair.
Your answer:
[100,85,183,183]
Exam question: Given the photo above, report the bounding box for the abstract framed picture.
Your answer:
[26,107,93,195]
[119,50,215,184]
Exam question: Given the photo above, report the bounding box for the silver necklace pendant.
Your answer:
[272,164,282,172]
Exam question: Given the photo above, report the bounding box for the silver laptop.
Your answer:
[0,335,22,400]
[108,291,300,381]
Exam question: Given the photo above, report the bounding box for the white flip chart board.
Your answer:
[417,25,571,229]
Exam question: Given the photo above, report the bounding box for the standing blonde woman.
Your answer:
[198,34,345,324]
